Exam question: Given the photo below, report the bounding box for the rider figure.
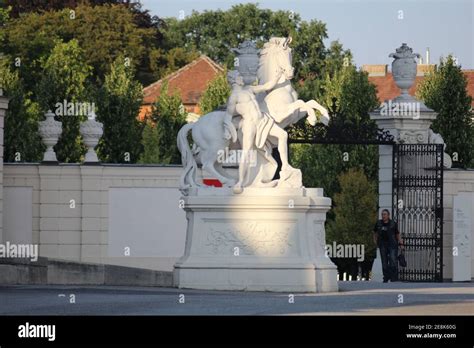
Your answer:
[226,70,292,192]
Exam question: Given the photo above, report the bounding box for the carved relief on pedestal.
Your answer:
[398,130,428,144]
[203,220,296,256]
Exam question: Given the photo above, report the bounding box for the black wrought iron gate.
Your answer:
[392,144,444,282]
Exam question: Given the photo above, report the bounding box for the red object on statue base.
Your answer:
[203,179,223,187]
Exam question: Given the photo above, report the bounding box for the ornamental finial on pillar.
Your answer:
[389,43,421,101]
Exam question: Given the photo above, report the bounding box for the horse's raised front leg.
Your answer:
[270,100,323,126]
[287,100,317,125]
[306,100,330,125]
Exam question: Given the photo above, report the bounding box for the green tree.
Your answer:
[139,120,160,164]
[416,56,474,168]
[323,65,379,139]
[0,58,43,162]
[2,4,159,87]
[36,39,92,163]
[149,47,199,81]
[291,144,378,201]
[3,0,162,33]
[198,71,230,115]
[327,168,377,260]
[0,4,10,43]
[139,82,187,164]
[290,65,380,203]
[161,3,350,88]
[95,56,144,163]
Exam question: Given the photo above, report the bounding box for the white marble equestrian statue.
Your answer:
[177,37,329,193]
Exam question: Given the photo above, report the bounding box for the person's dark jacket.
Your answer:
[374,219,399,248]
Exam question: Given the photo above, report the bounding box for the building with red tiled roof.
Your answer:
[139,55,224,120]
[363,64,474,108]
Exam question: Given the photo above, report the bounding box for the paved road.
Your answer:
[0,281,472,315]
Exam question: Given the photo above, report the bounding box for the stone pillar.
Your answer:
[0,89,8,243]
[370,105,440,218]
[370,44,450,219]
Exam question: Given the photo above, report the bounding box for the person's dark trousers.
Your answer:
[379,245,399,282]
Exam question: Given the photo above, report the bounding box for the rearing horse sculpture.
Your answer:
[256,37,329,130]
[176,36,329,193]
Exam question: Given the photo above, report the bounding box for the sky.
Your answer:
[140,0,474,69]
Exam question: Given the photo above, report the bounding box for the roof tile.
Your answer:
[143,55,224,105]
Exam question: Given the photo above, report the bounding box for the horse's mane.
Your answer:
[257,37,285,84]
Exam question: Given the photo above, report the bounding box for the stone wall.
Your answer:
[2,164,188,271]
[0,95,7,244]
[443,169,474,280]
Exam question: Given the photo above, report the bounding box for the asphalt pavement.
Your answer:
[0,281,472,315]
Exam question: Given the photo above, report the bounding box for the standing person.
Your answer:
[373,209,404,282]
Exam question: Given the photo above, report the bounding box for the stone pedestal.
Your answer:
[174,187,338,292]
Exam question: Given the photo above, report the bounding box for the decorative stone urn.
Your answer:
[38,110,62,163]
[79,110,103,163]
[389,43,420,101]
[231,40,260,85]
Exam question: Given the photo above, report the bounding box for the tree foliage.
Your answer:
[2,0,163,33]
[139,82,187,164]
[291,144,378,201]
[327,168,378,257]
[198,71,230,115]
[416,56,474,168]
[2,3,160,87]
[0,4,9,43]
[36,39,92,163]
[0,58,43,162]
[161,3,351,96]
[290,64,380,205]
[95,56,144,163]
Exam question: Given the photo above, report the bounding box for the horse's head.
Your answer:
[259,36,294,83]
[272,36,294,80]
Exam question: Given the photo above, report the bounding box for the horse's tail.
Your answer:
[177,122,199,192]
